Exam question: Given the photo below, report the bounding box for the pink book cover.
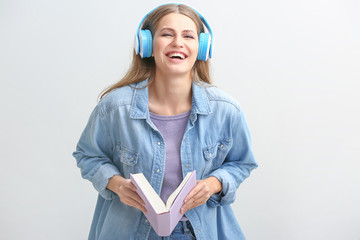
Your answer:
[130,171,196,236]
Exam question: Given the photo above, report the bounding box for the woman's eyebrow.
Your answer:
[159,27,175,32]
[159,28,196,34]
[182,29,196,34]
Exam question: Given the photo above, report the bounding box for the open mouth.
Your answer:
[166,52,187,60]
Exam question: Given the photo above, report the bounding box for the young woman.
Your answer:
[73,3,257,240]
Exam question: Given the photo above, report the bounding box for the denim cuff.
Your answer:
[208,168,236,206]
[92,163,121,200]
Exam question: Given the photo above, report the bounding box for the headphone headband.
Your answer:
[135,3,213,60]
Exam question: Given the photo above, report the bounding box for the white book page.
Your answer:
[165,172,192,210]
[132,174,167,213]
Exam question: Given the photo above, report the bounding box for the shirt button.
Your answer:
[209,153,212,157]
[157,169,160,173]
[197,229,200,233]
[184,138,187,141]
[185,164,189,168]
[220,144,224,148]
[158,142,161,145]
[145,219,148,223]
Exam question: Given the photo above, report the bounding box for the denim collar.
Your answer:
[129,79,212,121]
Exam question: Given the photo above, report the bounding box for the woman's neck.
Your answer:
[148,71,192,116]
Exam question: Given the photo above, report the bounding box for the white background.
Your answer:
[1,0,359,239]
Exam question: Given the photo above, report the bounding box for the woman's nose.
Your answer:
[172,36,184,48]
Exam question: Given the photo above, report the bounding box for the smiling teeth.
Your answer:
[168,52,185,59]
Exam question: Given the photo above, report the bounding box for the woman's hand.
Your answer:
[106,175,147,213]
[180,176,222,214]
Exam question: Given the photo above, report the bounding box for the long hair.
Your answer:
[99,4,211,99]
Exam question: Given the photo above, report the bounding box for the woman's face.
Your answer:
[152,13,199,78]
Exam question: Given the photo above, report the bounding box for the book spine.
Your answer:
[153,212,172,236]
[130,174,171,236]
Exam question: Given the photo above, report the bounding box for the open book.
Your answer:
[130,170,196,236]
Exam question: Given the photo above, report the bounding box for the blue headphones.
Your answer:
[134,3,213,61]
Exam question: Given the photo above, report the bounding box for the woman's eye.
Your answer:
[162,33,172,37]
[184,35,195,39]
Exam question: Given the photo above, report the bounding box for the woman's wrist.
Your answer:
[205,176,222,195]
[106,174,124,194]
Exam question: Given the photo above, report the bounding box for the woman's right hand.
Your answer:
[106,175,147,213]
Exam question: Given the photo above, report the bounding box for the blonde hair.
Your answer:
[100,4,211,99]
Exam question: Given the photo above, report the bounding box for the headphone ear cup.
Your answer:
[197,32,210,61]
[134,33,140,55]
[139,29,153,58]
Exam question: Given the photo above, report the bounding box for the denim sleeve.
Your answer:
[208,109,258,207]
[73,106,120,200]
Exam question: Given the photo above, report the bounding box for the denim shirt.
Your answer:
[73,79,258,240]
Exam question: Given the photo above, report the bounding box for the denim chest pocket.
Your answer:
[114,143,139,177]
[202,139,231,172]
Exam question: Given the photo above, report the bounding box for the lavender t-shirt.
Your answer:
[150,110,190,221]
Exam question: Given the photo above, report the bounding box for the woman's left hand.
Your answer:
[181,176,222,214]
